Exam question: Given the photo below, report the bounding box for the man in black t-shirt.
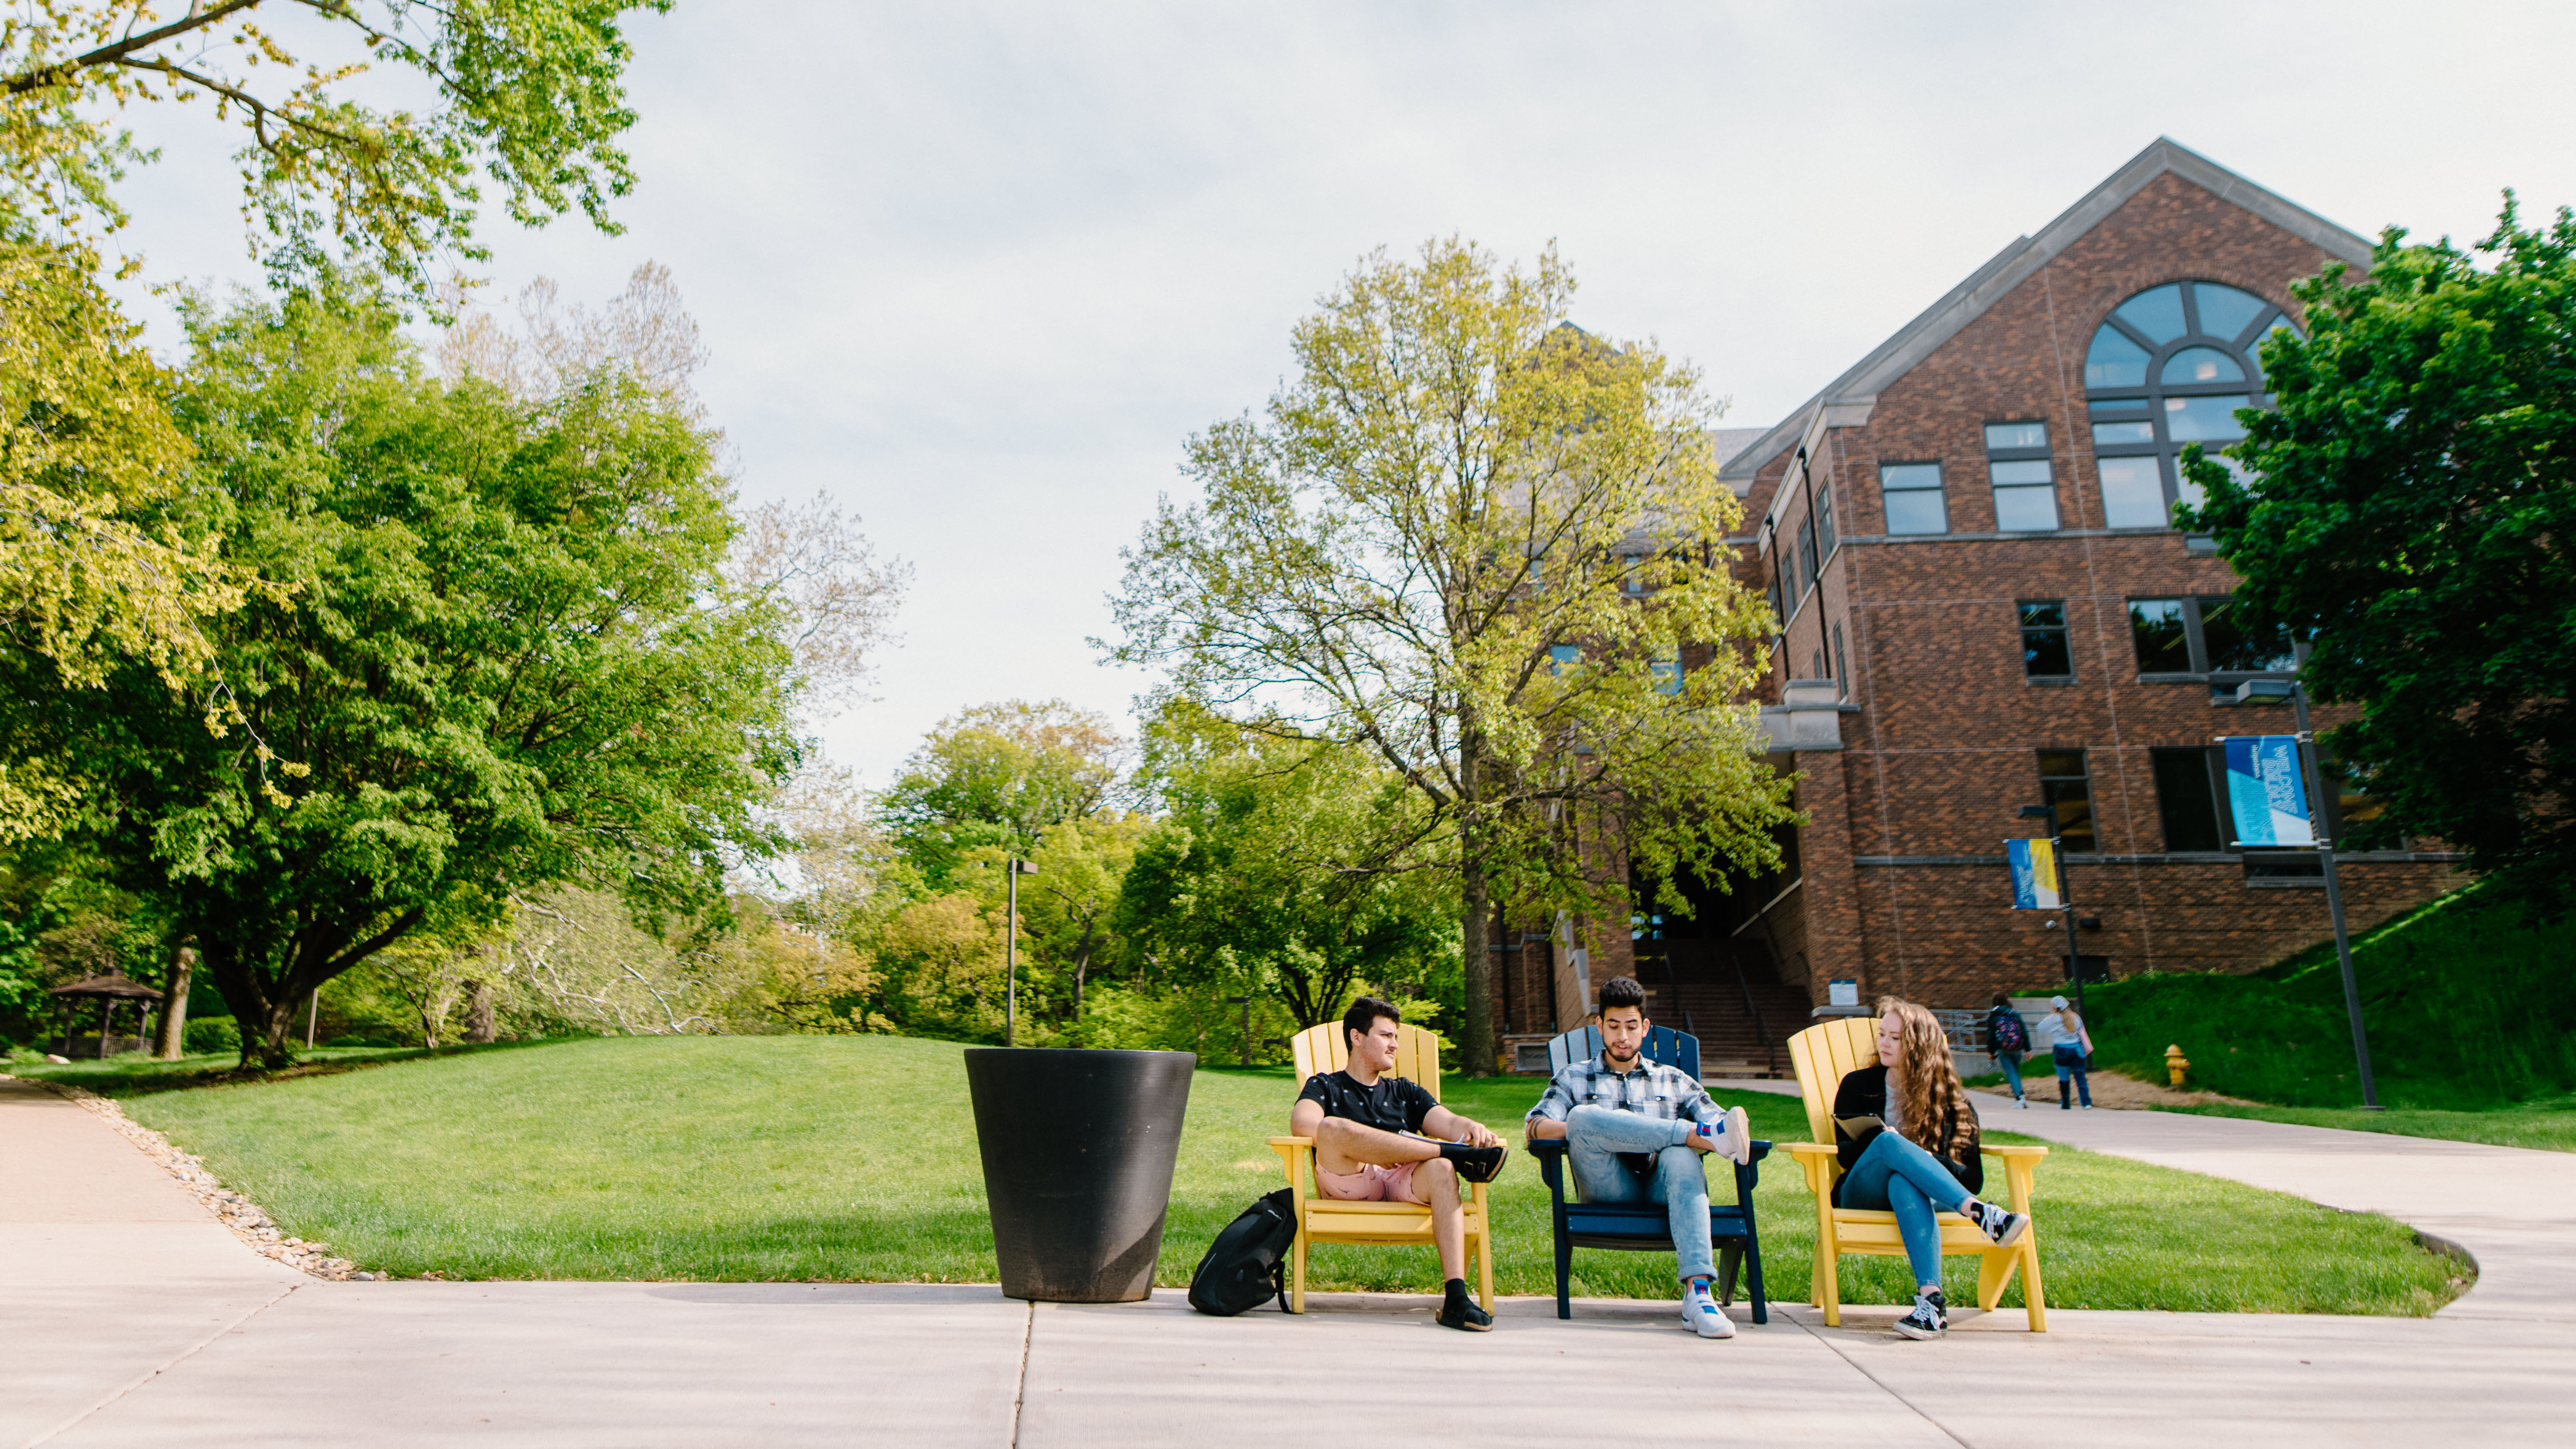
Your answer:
[1289,997,1506,1331]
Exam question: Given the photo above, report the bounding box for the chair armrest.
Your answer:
[1526,1136,1569,1201]
[1983,1144,2049,1160]
[1984,1142,2047,1214]
[1785,1141,1842,1196]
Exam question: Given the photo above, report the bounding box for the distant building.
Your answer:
[1497,139,2467,1075]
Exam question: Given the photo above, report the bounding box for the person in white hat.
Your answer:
[2031,995,2094,1109]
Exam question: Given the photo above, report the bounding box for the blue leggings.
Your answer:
[1996,1051,2025,1100]
[1839,1131,1975,1286]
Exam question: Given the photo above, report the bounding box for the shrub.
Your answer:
[184,1017,240,1054]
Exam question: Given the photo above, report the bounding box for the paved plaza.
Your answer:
[7,1077,2573,1447]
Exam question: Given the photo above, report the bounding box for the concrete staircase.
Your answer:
[1637,973,1810,1080]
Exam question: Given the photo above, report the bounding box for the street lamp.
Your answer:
[2017,804,2086,1020]
[1004,858,1038,1047]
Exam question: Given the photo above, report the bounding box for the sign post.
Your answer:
[2220,682,2380,1108]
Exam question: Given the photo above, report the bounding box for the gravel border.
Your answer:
[5,1073,378,1281]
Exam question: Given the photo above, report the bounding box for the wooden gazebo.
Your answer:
[49,973,165,1059]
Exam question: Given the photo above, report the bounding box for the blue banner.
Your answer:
[2224,735,2314,847]
[2006,838,2062,909]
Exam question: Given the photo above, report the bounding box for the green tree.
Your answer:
[876,699,1123,886]
[2184,197,2576,907]
[2,0,671,296]
[1105,239,1793,1072]
[1115,710,1459,1033]
[17,286,799,1066]
[0,235,268,843]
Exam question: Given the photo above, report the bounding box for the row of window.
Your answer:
[1871,281,2301,536]
[2021,745,2380,867]
[2018,595,2295,680]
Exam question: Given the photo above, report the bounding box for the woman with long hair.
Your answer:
[1831,997,2030,1339]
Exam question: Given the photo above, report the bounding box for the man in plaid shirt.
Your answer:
[1527,976,1753,1339]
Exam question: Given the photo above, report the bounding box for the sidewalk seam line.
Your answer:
[1008,1299,1035,1449]
[19,1280,301,1449]
[1788,1312,1977,1449]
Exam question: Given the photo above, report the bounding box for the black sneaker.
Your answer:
[1891,1289,1948,1340]
[1967,1200,2031,1250]
[1442,1142,1508,1184]
[1438,1287,1494,1332]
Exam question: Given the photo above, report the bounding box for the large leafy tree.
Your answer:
[16,287,798,1066]
[2,0,671,296]
[875,699,1123,887]
[1106,239,1793,1072]
[2186,198,2576,907]
[1116,714,1457,1032]
[0,235,264,842]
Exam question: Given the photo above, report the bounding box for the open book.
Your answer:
[1834,1115,1886,1137]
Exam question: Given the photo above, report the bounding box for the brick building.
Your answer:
[1498,139,2467,1074]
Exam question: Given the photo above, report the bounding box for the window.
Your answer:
[1622,554,1645,596]
[2084,281,2301,529]
[1814,486,1838,559]
[1765,579,1784,633]
[1811,648,1828,680]
[2019,601,2072,678]
[1832,622,1850,698]
[1984,422,2059,532]
[1549,643,1580,675]
[2037,749,2097,852]
[1797,518,1819,589]
[1880,462,1946,535]
[2150,746,2225,852]
[1652,653,1684,695]
[2127,596,2295,678]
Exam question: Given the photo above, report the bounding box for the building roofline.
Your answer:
[1720,137,2375,487]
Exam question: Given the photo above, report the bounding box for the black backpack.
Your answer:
[1187,1188,1298,1316]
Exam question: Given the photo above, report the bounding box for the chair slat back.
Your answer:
[1788,1016,1879,1144]
[1290,1021,1443,1102]
[1542,1024,1702,1082]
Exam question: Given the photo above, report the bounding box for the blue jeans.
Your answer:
[1564,1105,1713,1282]
[1838,1130,1974,1287]
[2054,1042,2091,1106]
[1996,1050,2025,1100]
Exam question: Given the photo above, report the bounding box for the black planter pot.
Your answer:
[964,1047,1196,1303]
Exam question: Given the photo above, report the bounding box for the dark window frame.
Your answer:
[2036,748,2098,853]
[2083,280,2299,531]
[1877,460,1949,536]
[2019,599,2074,680]
[1984,420,2061,533]
[2125,594,2296,686]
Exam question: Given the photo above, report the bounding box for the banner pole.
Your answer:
[2290,642,2380,1109]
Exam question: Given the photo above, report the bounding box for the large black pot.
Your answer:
[963,1047,1196,1303]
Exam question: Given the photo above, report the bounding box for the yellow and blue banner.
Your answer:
[2006,837,2062,909]
[2222,735,2314,848]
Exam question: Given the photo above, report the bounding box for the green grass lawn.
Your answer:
[2166,1094,2576,1154]
[9,1037,2462,1314]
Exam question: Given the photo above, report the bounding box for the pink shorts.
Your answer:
[1316,1160,1423,1203]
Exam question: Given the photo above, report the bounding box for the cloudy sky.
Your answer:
[109,1,2576,787]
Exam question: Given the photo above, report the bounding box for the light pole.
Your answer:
[2017,804,2086,1020]
[1004,858,1038,1047]
[2287,640,2381,1110]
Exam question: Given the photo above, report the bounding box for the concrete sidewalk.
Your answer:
[1968,1091,2576,1321]
[10,1076,2574,1446]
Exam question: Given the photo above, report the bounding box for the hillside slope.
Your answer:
[2084,885,2576,1109]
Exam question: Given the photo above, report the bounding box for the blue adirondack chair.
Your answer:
[1526,1024,1771,1322]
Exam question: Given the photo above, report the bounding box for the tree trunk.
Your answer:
[153,943,196,1059]
[463,978,496,1043]
[207,947,303,1071]
[1460,838,1495,1077]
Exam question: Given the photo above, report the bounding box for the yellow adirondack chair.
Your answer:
[1785,1016,2051,1330]
[1266,1021,1495,1315]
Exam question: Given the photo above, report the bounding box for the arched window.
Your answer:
[2083,281,2299,529]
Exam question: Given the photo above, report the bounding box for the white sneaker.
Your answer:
[2013,1098,2029,1109]
[1693,1106,1754,1167]
[1682,1280,1736,1339]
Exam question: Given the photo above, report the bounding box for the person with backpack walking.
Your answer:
[1524,977,1755,1341]
[1985,992,2031,1108]
[2033,995,2094,1109]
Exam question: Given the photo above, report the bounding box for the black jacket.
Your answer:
[1830,1063,1983,1205]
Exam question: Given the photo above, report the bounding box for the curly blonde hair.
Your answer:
[1880,997,1978,1165]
